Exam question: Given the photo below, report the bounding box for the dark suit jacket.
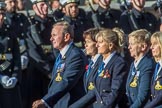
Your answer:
[144,64,162,108]
[87,6,121,28]
[119,8,159,35]
[43,44,87,108]
[126,54,155,108]
[93,53,127,108]
[69,55,102,108]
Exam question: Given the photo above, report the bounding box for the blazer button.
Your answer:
[101,101,103,104]
[102,89,106,92]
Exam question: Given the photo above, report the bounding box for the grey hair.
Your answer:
[53,21,74,39]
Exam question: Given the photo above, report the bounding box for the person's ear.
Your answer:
[108,42,114,50]
[33,4,36,10]
[64,33,70,42]
[141,43,147,51]
[62,7,66,13]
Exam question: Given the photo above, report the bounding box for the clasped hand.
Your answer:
[32,100,46,108]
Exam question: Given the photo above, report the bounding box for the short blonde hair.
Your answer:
[151,32,162,61]
[128,29,151,45]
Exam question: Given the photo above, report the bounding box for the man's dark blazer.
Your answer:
[126,54,155,108]
[144,63,162,108]
[69,55,102,108]
[43,43,87,108]
[93,53,127,108]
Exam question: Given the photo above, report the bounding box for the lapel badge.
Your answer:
[99,70,104,77]
[55,73,62,82]
[85,65,89,71]
[88,82,95,90]
[130,77,137,87]
[103,69,110,78]
[155,81,162,90]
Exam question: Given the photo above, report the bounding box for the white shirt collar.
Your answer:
[60,42,73,57]
[103,51,116,68]
[92,54,101,64]
[134,55,145,68]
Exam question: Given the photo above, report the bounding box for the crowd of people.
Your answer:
[0,0,162,108]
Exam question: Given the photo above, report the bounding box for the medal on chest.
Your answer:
[55,63,65,82]
[130,70,140,88]
[88,82,95,90]
[155,81,162,90]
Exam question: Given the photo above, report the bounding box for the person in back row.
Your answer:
[119,0,160,35]
[0,1,22,108]
[87,0,121,28]
[59,0,93,48]
[26,0,58,107]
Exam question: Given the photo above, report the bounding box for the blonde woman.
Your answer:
[126,29,155,108]
[93,28,128,108]
[144,32,162,108]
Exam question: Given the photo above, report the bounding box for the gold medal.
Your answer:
[155,81,162,90]
[99,70,104,77]
[55,73,62,82]
[130,77,137,87]
[88,82,95,90]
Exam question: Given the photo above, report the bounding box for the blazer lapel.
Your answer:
[97,53,118,90]
[85,56,102,91]
[48,44,74,89]
[155,68,162,82]
[63,43,74,61]
[152,69,162,95]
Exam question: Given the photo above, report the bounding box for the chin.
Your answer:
[53,45,58,49]
[130,54,134,58]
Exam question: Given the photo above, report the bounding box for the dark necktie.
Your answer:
[86,60,94,77]
[154,63,160,81]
